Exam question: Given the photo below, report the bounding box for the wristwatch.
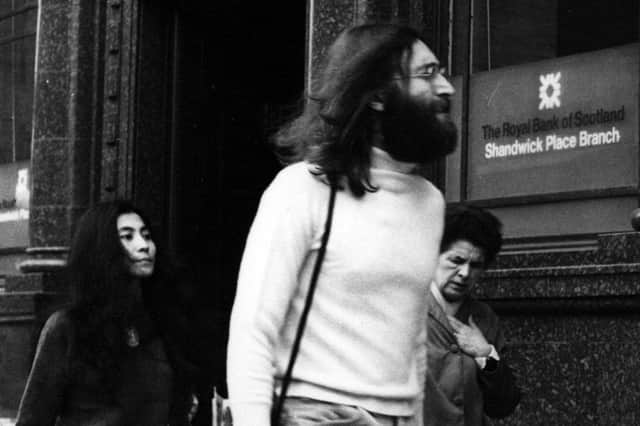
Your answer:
[484,356,498,372]
[481,345,500,372]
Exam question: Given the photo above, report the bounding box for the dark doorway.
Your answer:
[167,0,306,395]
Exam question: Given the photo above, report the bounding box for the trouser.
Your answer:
[280,397,420,426]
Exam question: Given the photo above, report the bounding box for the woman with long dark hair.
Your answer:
[16,200,198,425]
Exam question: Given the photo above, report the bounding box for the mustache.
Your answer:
[432,96,451,114]
[129,257,153,262]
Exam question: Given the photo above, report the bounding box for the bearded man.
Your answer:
[227,23,457,426]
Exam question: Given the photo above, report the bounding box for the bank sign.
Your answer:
[467,43,639,200]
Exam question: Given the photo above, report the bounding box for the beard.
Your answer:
[379,87,458,164]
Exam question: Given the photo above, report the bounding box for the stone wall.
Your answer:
[483,232,640,425]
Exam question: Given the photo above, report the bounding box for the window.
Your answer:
[0,0,37,164]
[444,0,640,239]
[468,0,639,73]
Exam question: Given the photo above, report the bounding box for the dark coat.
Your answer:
[423,292,520,426]
[16,310,192,426]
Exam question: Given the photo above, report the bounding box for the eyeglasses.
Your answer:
[393,64,448,81]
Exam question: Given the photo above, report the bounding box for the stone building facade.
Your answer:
[0,0,639,424]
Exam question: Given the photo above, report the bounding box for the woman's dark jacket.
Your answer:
[15,309,193,426]
[423,292,521,425]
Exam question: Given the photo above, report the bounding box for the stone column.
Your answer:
[0,0,100,415]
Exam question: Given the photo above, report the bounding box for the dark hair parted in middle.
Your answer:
[272,23,425,197]
[67,201,195,389]
[67,200,158,322]
[441,204,503,267]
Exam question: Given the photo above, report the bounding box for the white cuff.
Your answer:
[475,345,500,369]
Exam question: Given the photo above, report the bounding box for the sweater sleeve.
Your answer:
[415,317,427,400]
[413,321,427,425]
[16,311,71,426]
[226,166,321,426]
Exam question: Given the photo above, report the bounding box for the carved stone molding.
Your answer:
[17,246,68,274]
[100,0,139,200]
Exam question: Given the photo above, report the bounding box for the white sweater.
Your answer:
[227,148,445,426]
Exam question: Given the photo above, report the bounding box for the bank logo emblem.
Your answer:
[538,72,562,110]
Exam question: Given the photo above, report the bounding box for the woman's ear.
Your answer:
[369,99,385,111]
[368,89,387,112]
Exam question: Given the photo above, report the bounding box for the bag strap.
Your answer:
[271,184,337,424]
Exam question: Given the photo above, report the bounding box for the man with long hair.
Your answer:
[227,23,457,426]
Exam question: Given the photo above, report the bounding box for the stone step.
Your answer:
[4,273,68,293]
[0,291,66,318]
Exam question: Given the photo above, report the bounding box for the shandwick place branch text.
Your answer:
[481,106,625,159]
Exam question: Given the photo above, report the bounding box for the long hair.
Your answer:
[66,201,182,387]
[272,23,425,196]
[68,201,150,318]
